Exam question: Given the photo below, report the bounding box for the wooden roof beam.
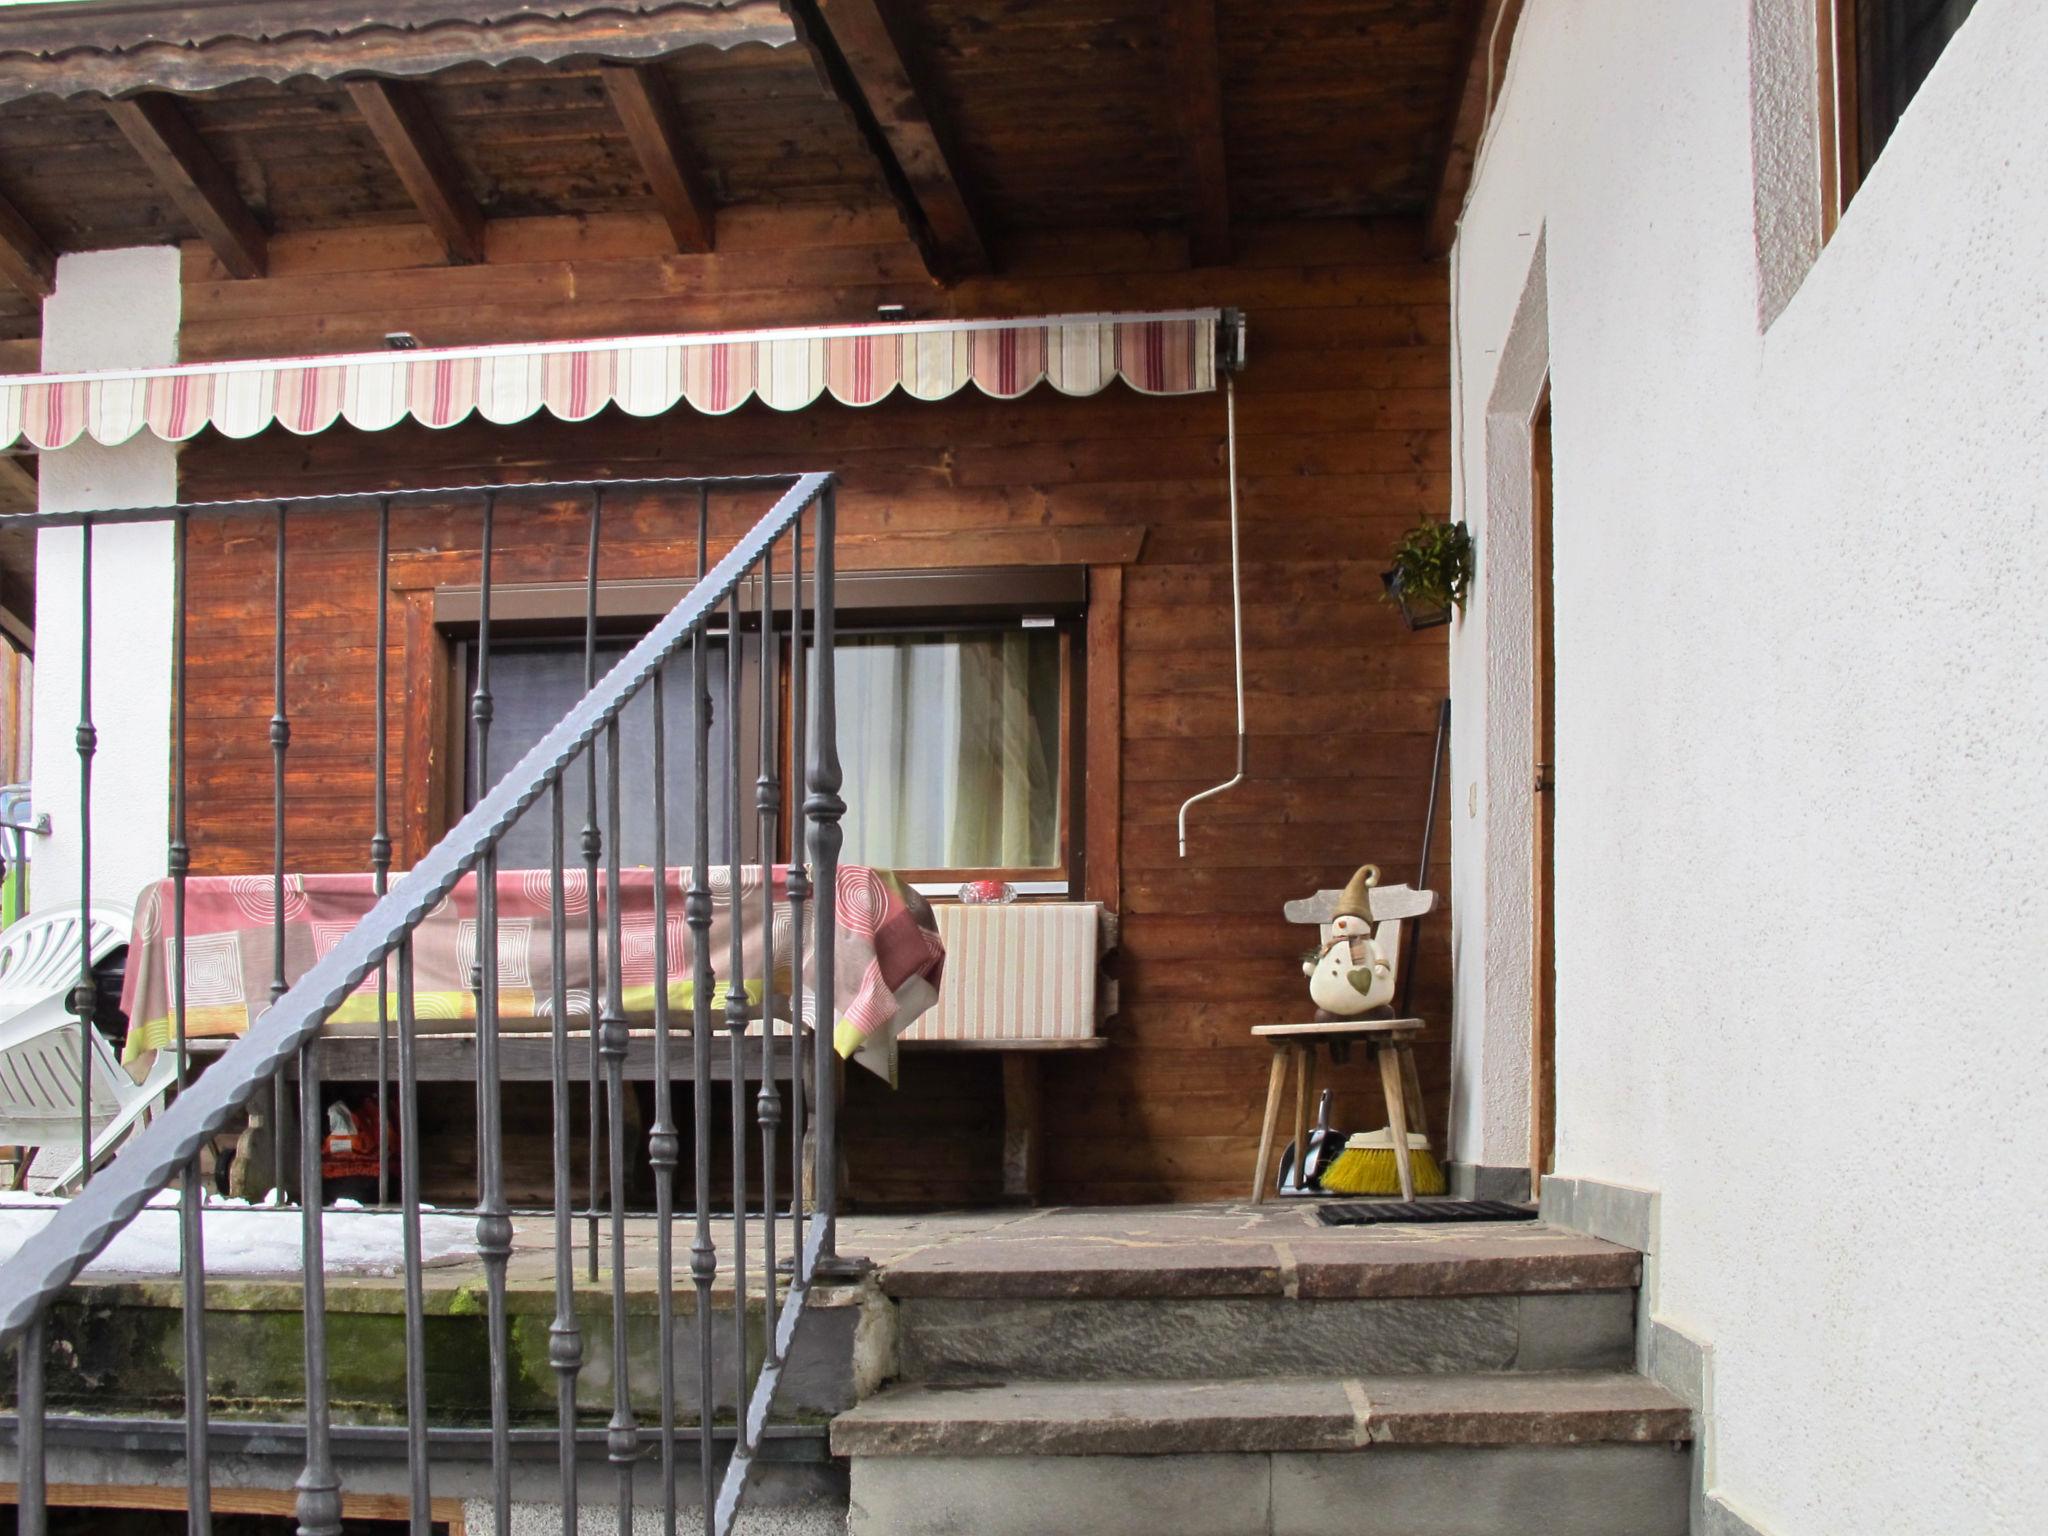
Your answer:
[1164,0,1231,268]
[1426,0,1528,258]
[786,0,987,283]
[106,93,266,279]
[0,188,53,299]
[345,79,486,265]
[600,64,716,254]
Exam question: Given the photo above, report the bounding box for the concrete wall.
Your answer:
[29,248,179,913]
[1446,0,2047,1531]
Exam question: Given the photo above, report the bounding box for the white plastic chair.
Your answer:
[0,903,174,1194]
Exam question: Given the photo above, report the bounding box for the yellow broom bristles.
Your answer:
[1319,1132,1447,1197]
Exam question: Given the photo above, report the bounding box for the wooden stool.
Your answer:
[1251,1018,1430,1202]
[1252,879,1439,1204]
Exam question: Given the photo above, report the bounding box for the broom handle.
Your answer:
[1397,697,1451,1017]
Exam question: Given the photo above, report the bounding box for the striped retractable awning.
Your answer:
[0,309,1226,451]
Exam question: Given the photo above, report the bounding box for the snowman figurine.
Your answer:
[1304,864,1395,1019]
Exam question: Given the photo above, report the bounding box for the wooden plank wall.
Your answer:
[177,205,1451,1207]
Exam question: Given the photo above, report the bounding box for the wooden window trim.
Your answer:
[1817,0,1862,240]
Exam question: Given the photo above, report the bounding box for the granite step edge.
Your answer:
[877,1242,1643,1302]
[829,1371,1693,1459]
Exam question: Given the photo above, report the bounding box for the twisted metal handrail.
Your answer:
[0,468,843,1536]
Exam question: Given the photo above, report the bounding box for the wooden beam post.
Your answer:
[599,64,716,254]
[345,79,486,265]
[1164,0,1231,268]
[1425,0,1527,259]
[786,0,987,283]
[0,190,53,299]
[106,93,266,279]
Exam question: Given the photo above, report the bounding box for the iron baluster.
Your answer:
[395,938,432,1536]
[16,1316,45,1536]
[600,708,637,1534]
[171,506,212,1536]
[294,1032,342,1536]
[270,502,290,1199]
[724,585,750,1454]
[756,544,782,1352]
[472,492,515,1536]
[807,485,847,1273]
[545,781,583,1536]
[686,484,719,1531]
[786,510,808,1266]
[71,521,93,1186]
[650,671,681,1536]
[372,497,393,1209]
[582,490,604,1282]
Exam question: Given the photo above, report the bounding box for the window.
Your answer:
[1821,0,1980,228]
[463,638,739,871]
[823,627,1066,876]
[443,568,1083,889]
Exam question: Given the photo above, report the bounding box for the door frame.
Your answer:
[1528,384,1556,1195]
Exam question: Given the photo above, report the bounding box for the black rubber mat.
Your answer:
[1316,1199,1538,1226]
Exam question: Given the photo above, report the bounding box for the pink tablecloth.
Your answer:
[120,866,945,1079]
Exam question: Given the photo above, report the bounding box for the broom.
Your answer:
[1317,698,1452,1201]
[1319,1128,1447,1196]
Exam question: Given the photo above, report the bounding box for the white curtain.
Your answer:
[827,631,1058,871]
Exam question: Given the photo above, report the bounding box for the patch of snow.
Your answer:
[0,1192,477,1278]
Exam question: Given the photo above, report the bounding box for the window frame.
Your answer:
[428,565,1089,895]
[1819,0,1978,236]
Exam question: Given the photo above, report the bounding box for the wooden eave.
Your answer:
[0,0,793,104]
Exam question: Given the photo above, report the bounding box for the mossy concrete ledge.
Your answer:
[12,1274,881,1429]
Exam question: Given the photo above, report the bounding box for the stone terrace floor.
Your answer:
[63,1202,1640,1310]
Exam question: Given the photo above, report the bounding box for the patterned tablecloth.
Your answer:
[119,866,945,1080]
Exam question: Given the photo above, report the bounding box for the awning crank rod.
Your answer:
[1178,369,1246,856]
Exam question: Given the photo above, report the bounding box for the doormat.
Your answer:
[1317,1199,1537,1226]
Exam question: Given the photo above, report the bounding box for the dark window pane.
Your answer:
[467,640,732,870]
[1857,0,1979,176]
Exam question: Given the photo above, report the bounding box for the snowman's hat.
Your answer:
[1334,864,1381,922]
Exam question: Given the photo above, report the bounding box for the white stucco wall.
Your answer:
[29,248,180,912]
[1447,1,2047,1530]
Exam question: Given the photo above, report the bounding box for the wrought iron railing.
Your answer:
[0,470,848,1536]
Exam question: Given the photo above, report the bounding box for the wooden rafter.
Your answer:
[600,64,716,254]
[345,79,486,265]
[0,1,795,106]
[785,0,987,283]
[106,93,266,279]
[0,187,52,299]
[1425,0,1527,258]
[1163,0,1230,268]
[0,453,34,509]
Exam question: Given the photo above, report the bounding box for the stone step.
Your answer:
[876,1220,1641,1302]
[836,1373,1693,1536]
[895,1289,1636,1381]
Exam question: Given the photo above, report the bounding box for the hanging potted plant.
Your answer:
[1380,519,1472,631]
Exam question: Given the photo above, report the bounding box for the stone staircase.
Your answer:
[831,1211,1693,1536]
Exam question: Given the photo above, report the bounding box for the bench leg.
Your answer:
[1377,1043,1415,1201]
[1252,1046,1289,1203]
[1000,1054,1044,1206]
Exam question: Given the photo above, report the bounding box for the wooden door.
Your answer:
[1530,389,1557,1196]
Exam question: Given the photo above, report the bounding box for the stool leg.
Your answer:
[1378,1043,1415,1201]
[1399,1043,1430,1143]
[1291,1044,1314,1193]
[1252,1046,1289,1203]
